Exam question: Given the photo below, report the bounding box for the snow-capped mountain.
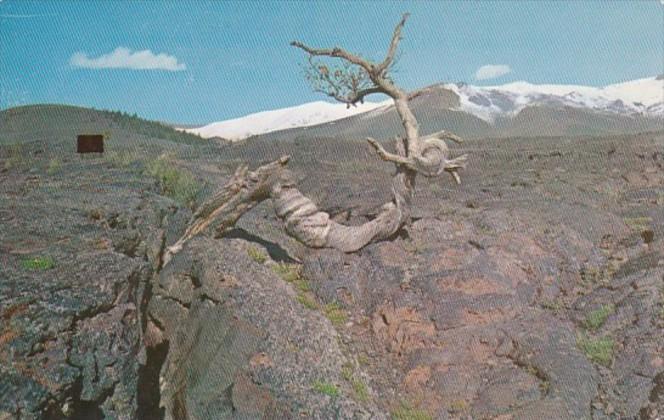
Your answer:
[182,100,391,141]
[446,76,663,122]
[184,76,663,141]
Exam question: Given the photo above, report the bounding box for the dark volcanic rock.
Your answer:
[2,107,663,419]
[150,237,384,419]
[0,137,190,418]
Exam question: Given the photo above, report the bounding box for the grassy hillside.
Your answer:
[0,104,205,146]
[0,104,224,209]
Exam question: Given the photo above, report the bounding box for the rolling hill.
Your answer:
[0,104,205,146]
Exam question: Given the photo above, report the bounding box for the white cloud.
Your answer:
[70,47,186,71]
[474,64,511,80]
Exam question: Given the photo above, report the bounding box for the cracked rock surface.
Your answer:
[1,106,663,419]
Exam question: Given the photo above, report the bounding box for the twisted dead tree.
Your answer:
[164,13,467,265]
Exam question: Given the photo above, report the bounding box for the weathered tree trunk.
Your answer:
[164,138,414,265]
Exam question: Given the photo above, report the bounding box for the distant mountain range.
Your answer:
[182,76,663,141]
[446,76,663,121]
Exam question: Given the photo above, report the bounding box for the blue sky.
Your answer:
[1,0,662,124]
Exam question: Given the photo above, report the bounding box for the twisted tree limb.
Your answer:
[367,132,467,182]
[164,13,467,264]
[163,137,414,265]
[163,156,290,264]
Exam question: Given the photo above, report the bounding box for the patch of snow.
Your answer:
[180,100,391,141]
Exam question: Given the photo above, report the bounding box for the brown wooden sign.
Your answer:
[77,134,104,153]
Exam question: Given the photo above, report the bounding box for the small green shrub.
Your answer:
[540,299,563,311]
[584,304,615,330]
[271,262,301,283]
[391,402,432,420]
[312,380,339,398]
[273,262,311,291]
[87,208,104,221]
[21,256,55,271]
[294,278,310,293]
[449,400,469,413]
[580,266,602,285]
[272,262,319,310]
[297,293,319,310]
[324,302,348,326]
[623,216,652,231]
[247,246,267,264]
[351,378,369,402]
[46,158,62,175]
[4,143,25,170]
[577,334,614,367]
[145,154,201,207]
[105,150,138,167]
[580,261,620,286]
[339,362,369,402]
[341,362,354,381]
[357,354,369,366]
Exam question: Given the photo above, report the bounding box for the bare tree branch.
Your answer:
[423,129,465,144]
[367,137,416,169]
[406,87,432,101]
[368,135,467,183]
[376,12,410,74]
[291,15,420,155]
[301,55,385,107]
[290,41,375,73]
[442,155,468,184]
[163,156,290,265]
[344,87,387,106]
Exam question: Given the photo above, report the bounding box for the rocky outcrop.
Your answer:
[0,147,189,419]
[149,237,383,419]
[300,210,664,419]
